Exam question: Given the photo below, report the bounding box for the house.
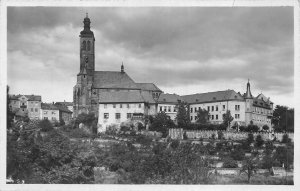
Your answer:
[41,103,72,124]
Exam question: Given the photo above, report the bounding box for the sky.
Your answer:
[7,7,294,107]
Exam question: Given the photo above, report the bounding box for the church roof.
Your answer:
[99,91,144,103]
[181,90,244,104]
[158,93,183,104]
[136,83,162,92]
[93,71,139,89]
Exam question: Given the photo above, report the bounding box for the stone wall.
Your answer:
[169,128,294,142]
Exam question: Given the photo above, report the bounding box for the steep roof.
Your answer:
[99,91,144,103]
[41,103,72,113]
[10,94,42,101]
[140,91,156,104]
[158,93,183,104]
[181,90,244,104]
[136,83,162,92]
[93,71,139,89]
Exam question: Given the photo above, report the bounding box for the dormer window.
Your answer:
[196,99,199,102]
[213,97,216,100]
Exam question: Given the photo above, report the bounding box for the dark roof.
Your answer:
[93,71,139,89]
[41,103,72,113]
[158,93,183,104]
[99,91,144,103]
[10,94,42,101]
[55,102,73,106]
[136,83,162,92]
[181,90,244,104]
[140,91,156,104]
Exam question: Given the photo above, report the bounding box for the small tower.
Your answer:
[244,79,254,126]
[121,62,124,73]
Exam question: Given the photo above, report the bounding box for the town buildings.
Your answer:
[41,103,73,124]
[9,94,42,120]
[72,15,273,132]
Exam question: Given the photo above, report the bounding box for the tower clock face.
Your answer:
[85,56,88,63]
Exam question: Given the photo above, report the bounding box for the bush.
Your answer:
[183,131,188,140]
[135,135,152,146]
[239,126,247,132]
[218,131,224,140]
[38,119,54,132]
[68,128,92,138]
[255,135,264,147]
[281,134,291,143]
[262,125,269,131]
[120,125,131,132]
[247,133,254,145]
[59,119,65,126]
[211,133,216,140]
[170,140,180,149]
[223,157,238,168]
[231,146,245,161]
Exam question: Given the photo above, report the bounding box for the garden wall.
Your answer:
[169,128,294,142]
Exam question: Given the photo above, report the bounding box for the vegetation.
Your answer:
[196,108,209,124]
[222,110,234,129]
[175,101,190,129]
[272,105,294,132]
[149,112,175,137]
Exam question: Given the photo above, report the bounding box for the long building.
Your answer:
[72,15,273,132]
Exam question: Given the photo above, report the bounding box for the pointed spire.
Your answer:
[86,12,88,18]
[121,62,124,73]
[245,79,252,99]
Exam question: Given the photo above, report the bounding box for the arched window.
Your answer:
[83,41,86,50]
[87,41,91,51]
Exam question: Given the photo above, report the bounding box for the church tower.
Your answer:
[73,14,95,117]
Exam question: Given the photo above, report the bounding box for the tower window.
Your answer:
[83,41,86,50]
[87,41,91,51]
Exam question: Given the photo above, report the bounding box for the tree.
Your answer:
[196,108,209,124]
[246,133,254,145]
[175,101,190,129]
[281,134,291,143]
[255,135,264,147]
[7,86,15,129]
[150,112,175,137]
[223,157,238,168]
[222,110,233,129]
[240,157,259,183]
[262,125,269,131]
[272,105,294,132]
[38,119,54,132]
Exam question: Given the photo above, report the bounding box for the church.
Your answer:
[73,15,163,132]
[73,15,274,132]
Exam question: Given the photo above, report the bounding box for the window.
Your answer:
[211,115,214,120]
[207,106,210,111]
[173,107,177,112]
[104,113,109,119]
[44,111,48,114]
[212,106,214,111]
[113,104,116,108]
[223,105,225,110]
[198,107,200,111]
[127,104,130,108]
[235,105,240,111]
[83,41,86,50]
[44,117,48,120]
[160,106,163,112]
[35,108,38,112]
[127,113,132,119]
[195,107,197,112]
[52,111,56,115]
[190,116,193,121]
[235,114,240,119]
[120,104,123,108]
[164,106,167,112]
[216,115,218,120]
[115,113,121,119]
[168,106,171,112]
[216,106,218,111]
[87,41,91,51]
[104,104,107,109]
[190,107,193,113]
[138,104,141,108]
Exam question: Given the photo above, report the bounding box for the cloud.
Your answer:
[7,7,294,107]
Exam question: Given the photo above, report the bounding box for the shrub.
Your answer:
[120,125,131,132]
[68,128,92,138]
[239,126,247,132]
[183,131,188,140]
[170,140,180,149]
[247,133,254,145]
[231,146,245,161]
[137,122,144,131]
[218,131,224,140]
[281,134,291,143]
[135,135,152,146]
[211,133,216,140]
[38,119,54,132]
[262,125,269,131]
[255,135,264,147]
[223,157,238,168]
[59,119,65,126]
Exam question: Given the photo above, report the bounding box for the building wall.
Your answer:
[98,103,145,131]
[40,109,60,121]
[10,99,41,120]
[189,100,246,126]
[157,103,178,120]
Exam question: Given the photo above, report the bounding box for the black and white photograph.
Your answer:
[1,0,299,188]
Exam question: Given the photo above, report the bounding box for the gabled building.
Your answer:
[9,94,42,120]
[41,103,72,124]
